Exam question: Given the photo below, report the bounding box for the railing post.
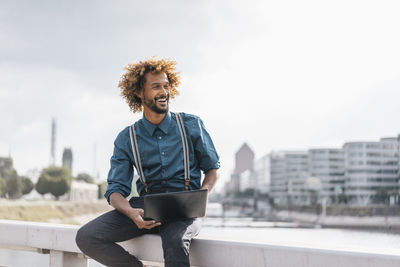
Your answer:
[50,250,88,267]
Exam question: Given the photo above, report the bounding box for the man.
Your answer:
[76,57,220,267]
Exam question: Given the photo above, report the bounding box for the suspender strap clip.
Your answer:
[184,179,190,190]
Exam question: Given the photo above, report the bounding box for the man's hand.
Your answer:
[128,208,161,229]
[109,192,161,229]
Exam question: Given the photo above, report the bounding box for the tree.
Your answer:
[50,176,70,199]
[36,166,72,200]
[0,175,5,197]
[76,173,95,184]
[21,176,34,195]
[5,170,23,199]
[375,188,389,204]
[338,193,348,204]
[98,181,108,199]
[0,157,14,178]
[0,157,24,199]
[35,174,50,196]
[234,188,255,198]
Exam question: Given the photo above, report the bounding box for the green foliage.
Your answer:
[0,157,35,199]
[0,157,24,199]
[36,166,72,200]
[234,188,255,198]
[5,170,23,199]
[98,181,108,199]
[0,157,14,178]
[76,173,95,184]
[374,188,390,204]
[35,175,50,195]
[338,193,348,204]
[0,175,5,197]
[50,177,70,199]
[21,176,34,195]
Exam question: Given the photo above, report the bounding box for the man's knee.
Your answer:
[76,225,97,253]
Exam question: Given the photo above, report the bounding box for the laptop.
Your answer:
[144,189,208,222]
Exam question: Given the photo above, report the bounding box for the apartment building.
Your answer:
[269,151,309,205]
[343,137,399,205]
[237,134,400,206]
[308,148,345,204]
[253,154,271,194]
[269,136,399,206]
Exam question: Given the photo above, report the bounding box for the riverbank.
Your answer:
[0,199,112,224]
[2,199,400,231]
[273,209,400,232]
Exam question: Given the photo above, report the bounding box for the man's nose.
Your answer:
[161,87,169,95]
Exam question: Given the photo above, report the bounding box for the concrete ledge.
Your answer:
[1,219,400,267]
[0,219,80,253]
[120,235,400,267]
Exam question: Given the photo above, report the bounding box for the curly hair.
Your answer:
[118,57,181,113]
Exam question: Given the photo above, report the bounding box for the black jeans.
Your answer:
[75,197,201,267]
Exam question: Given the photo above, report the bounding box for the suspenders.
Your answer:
[129,112,190,193]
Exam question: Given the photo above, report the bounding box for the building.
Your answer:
[269,152,286,203]
[269,151,309,205]
[62,148,73,172]
[253,154,271,194]
[343,137,399,205]
[226,173,240,194]
[234,143,254,174]
[228,143,255,193]
[69,181,98,202]
[235,133,400,206]
[238,169,254,192]
[308,148,345,204]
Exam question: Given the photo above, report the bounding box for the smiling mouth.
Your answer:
[155,95,169,103]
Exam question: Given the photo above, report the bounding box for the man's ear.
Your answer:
[135,89,143,100]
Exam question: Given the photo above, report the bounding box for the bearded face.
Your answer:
[143,93,169,114]
[140,72,170,114]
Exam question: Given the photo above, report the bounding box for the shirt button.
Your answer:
[158,136,162,140]
[161,152,165,155]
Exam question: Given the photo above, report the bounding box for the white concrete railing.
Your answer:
[1,219,400,267]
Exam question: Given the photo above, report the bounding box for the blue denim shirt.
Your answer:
[104,112,220,201]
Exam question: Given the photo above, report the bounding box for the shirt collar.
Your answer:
[141,112,172,136]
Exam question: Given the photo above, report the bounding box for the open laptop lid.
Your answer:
[144,189,208,222]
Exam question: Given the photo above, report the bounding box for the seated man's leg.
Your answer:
[159,218,202,267]
[76,198,155,267]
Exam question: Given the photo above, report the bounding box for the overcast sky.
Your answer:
[1,0,400,190]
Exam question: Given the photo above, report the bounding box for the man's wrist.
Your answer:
[126,207,139,219]
[201,185,210,191]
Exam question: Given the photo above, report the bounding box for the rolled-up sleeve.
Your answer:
[104,129,134,203]
[193,118,220,173]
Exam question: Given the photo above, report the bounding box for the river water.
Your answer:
[1,225,400,267]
